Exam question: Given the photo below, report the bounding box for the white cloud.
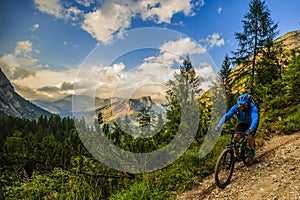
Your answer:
[34,0,63,19]
[160,37,206,56]
[200,33,225,49]
[34,0,83,21]
[14,69,77,100]
[209,33,224,48]
[65,6,83,21]
[144,37,206,66]
[0,40,38,81]
[75,0,95,7]
[0,53,20,68]
[34,0,204,44]
[80,0,198,44]
[31,23,40,31]
[14,40,33,56]
[217,6,222,15]
[139,0,193,23]
[81,7,131,44]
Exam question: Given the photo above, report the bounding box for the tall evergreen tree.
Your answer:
[219,54,235,108]
[232,0,279,94]
[165,56,201,137]
[219,54,232,93]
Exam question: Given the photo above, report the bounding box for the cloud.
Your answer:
[34,0,201,44]
[34,0,83,21]
[38,81,74,93]
[75,0,95,7]
[14,69,77,100]
[200,33,225,49]
[139,0,194,23]
[31,24,40,31]
[209,33,224,48]
[145,37,206,66]
[14,40,33,56]
[0,40,38,81]
[217,6,222,15]
[34,0,63,19]
[160,37,206,56]
[81,0,196,43]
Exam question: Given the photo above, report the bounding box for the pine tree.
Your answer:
[232,0,279,94]
[219,54,235,110]
[165,56,201,137]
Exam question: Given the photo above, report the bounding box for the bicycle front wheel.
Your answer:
[214,148,235,189]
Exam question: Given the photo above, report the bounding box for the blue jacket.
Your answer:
[217,103,259,131]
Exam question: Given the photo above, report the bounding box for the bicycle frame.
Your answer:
[224,130,248,162]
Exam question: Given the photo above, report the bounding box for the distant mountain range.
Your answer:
[34,95,165,123]
[0,68,55,120]
[97,96,166,123]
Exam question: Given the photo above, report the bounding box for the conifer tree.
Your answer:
[232,0,279,94]
[165,56,201,136]
[219,54,235,108]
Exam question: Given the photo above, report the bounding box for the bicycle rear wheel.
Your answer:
[241,141,255,166]
[214,148,235,189]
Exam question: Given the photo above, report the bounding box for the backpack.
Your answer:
[250,97,260,114]
[250,97,260,129]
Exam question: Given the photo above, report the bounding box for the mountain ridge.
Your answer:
[0,68,55,120]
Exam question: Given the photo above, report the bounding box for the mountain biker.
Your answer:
[215,93,259,159]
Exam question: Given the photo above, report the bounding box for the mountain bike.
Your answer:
[214,129,254,189]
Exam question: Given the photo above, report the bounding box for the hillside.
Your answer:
[176,131,300,200]
[227,30,300,94]
[0,68,54,120]
[275,30,300,50]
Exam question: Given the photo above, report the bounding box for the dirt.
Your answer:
[176,131,300,200]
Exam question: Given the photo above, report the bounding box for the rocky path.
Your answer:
[176,132,300,200]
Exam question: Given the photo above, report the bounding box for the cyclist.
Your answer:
[215,93,259,159]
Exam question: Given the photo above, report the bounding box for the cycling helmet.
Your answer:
[237,93,251,104]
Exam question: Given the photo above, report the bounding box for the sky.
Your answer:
[0,0,299,103]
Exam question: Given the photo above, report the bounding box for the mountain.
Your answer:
[33,95,111,118]
[34,94,166,123]
[97,96,165,122]
[228,29,300,92]
[274,29,300,50]
[0,68,55,120]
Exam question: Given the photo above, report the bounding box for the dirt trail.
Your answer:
[176,132,300,200]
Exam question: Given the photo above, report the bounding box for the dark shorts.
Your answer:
[235,123,256,136]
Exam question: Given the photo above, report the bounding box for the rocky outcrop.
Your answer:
[97,96,165,122]
[0,68,54,120]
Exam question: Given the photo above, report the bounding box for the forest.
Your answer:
[0,0,299,199]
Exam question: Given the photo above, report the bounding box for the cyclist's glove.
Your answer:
[215,126,220,132]
[246,129,253,136]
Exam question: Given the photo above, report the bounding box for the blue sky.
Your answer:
[0,0,299,102]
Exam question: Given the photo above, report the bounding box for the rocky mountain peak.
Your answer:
[0,68,54,119]
[0,68,14,91]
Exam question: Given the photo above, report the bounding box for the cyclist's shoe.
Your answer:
[249,149,255,159]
